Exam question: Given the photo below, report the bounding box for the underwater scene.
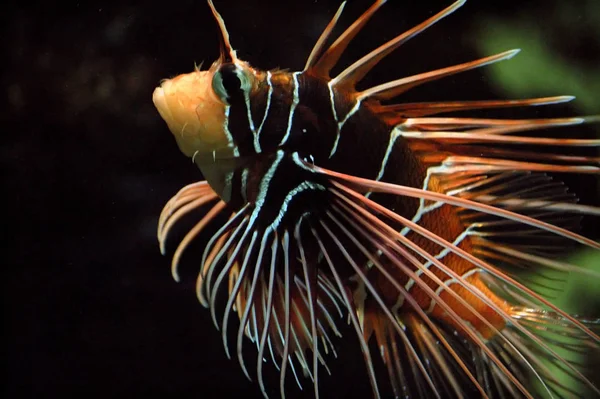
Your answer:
[5,0,599,398]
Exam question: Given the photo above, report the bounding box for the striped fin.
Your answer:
[208,0,238,62]
[440,171,595,298]
[213,218,346,399]
[383,104,600,174]
[307,168,600,397]
[306,0,466,89]
[311,164,600,332]
[157,170,599,398]
[332,0,465,89]
[159,158,346,398]
[303,1,347,72]
[308,0,387,78]
[370,95,576,118]
[156,3,600,398]
[358,49,521,101]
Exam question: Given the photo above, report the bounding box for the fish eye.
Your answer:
[212,63,249,104]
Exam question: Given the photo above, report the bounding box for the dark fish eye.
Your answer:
[220,63,241,94]
[212,63,244,103]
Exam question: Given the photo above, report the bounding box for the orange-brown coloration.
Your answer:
[229,258,340,357]
[153,1,600,397]
[435,277,506,340]
[371,196,509,341]
[152,68,228,157]
[419,206,508,339]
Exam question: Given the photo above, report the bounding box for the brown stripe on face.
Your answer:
[221,66,271,156]
[253,71,297,152]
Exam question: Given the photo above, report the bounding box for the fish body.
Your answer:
[152,1,600,398]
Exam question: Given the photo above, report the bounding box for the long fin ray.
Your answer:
[198,207,251,306]
[333,0,465,88]
[304,2,347,72]
[358,49,520,101]
[310,225,382,399]
[326,202,537,397]
[330,191,597,394]
[370,96,575,118]
[398,116,589,132]
[257,234,279,397]
[158,181,214,252]
[313,165,600,248]
[279,231,292,398]
[297,224,321,398]
[170,200,226,282]
[316,174,600,343]
[236,229,273,381]
[208,216,253,328]
[222,230,258,359]
[311,0,387,78]
[322,213,490,397]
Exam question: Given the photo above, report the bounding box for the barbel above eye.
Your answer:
[212,63,250,104]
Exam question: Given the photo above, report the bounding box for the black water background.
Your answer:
[4,0,599,398]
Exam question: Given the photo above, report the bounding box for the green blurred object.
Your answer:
[474,4,600,396]
[561,249,600,313]
[474,4,600,114]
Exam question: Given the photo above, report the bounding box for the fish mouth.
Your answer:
[152,84,173,123]
[152,70,234,158]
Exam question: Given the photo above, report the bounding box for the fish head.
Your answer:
[152,58,259,202]
[152,0,254,160]
[152,60,223,156]
[152,56,259,155]
[153,0,263,202]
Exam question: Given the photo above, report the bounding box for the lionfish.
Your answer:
[152,0,600,397]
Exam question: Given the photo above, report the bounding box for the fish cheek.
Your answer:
[192,90,230,149]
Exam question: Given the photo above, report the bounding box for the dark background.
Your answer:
[4,0,599,398]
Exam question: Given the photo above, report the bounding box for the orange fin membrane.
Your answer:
[439,171,598,298]
[157,2,600,398]
[157,173,598,398]
[299,161,600,397]
[161,189,347,399]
